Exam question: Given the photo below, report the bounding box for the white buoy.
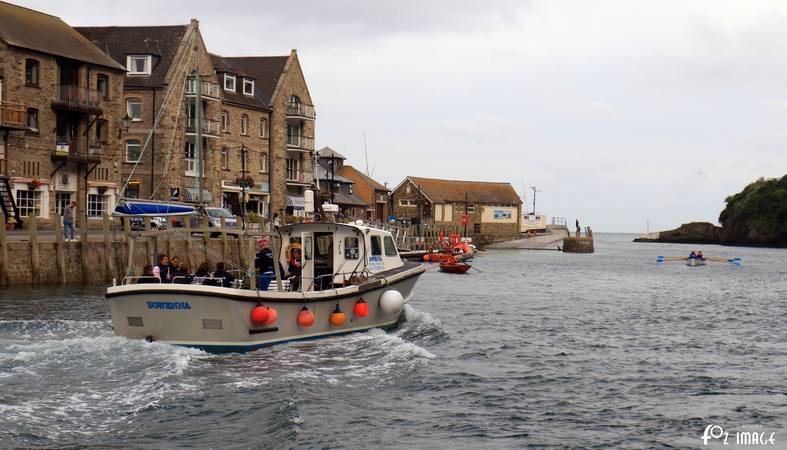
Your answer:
[379,290,404,314]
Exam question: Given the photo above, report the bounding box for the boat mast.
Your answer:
[194,32,203,205]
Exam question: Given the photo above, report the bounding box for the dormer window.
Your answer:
[243,78,254,96]
[224,74,236,92]
[126,55,151,75]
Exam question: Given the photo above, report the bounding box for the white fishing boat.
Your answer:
[106,220,425,352]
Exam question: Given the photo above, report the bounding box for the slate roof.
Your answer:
[405,176,522,204]
[75,25,189,87]
[316,146,345,160]
[221,56,289,106]
[339,165,388,205]
[0,1,124,71]
[209,53,268,111]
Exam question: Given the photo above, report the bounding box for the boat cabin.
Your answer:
[277,221,403,292]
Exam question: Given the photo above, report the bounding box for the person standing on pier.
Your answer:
[63,201,76,241]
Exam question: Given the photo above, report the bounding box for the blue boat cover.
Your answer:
[114,201,196,216]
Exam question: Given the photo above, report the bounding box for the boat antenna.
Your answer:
[363,131,369,177]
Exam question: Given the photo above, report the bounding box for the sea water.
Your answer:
[1,234,785,448]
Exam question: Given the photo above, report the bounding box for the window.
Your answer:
[399,199,417,207]
[467,203,476,213]
[25,59,39,86]
[344,237,359,259]
[455,204,464,213]
[259,118,266,138]
[26,108,38,132]
[384,236,398,256]
[240,114,248,135]
[126,140,141,162]
[15,189,41,217]
[220,147,229,170]
[220,111,229,132]
[125,183,140,199]
[95,119,108,143]
[289,95,300,105]
[243,78,254,96]
[96,75,109,99]
[127,99,142,121]
[55,192,72,216]
[223,74,236,92]
[126,55,151,75]
[184,141,195,175]
[87,194,108,217]
[473,223,481,233]
[370,236,382,256]
[259,153,267,173]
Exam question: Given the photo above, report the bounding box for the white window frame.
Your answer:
[259,153,267,173]
[126,55,151,75]
[220,110,229,132]
[125,140,141,163]
[259,118,266,138]
[15,189,41,217]
[185,141,196,176]
[467,203,476,213]
[87,193,109,218]
[220,147,229,170]
[243,78,254,96]
[240,114,248,135]
[127,99,142,122]
[223,74,236,92]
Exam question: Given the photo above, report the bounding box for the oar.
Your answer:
[470,266,482,273]
[657,256,687,263]
[704,256,742,265]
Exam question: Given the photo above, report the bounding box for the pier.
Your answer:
[562,227,595,253]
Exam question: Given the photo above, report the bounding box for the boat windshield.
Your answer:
[207,208,233,218]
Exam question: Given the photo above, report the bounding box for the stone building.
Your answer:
[77,21,222,207]
[0,2,126,227]
[390,176,522,239]
[209,54,271,218]
[314,147,367,217]
[223,52,315,218]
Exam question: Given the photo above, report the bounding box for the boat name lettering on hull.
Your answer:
[146,301,192,310]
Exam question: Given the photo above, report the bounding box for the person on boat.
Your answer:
[696,250,704,260]
[287,247,303,291]
[194,262,210,279]
[138,265,158,283]
[153,255,172,282]
[213,261,235,288]
[688,251,697,259]
[255,238,280,274]
[169,256,182,276]
[172,265,193,284]
[285,237,302,262]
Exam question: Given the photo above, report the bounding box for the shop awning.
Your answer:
[183,187,213,204]
[285,195,304,209]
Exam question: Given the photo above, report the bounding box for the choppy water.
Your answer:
[1,234,786,448]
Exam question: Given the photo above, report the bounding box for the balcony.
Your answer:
[0,102,28,131]
[286,171,313,185]
[286,135,315,151]
[185,117,221,138]
[185,79,221,101]
[52,139,102,164]
[51,85,103,114]
[286,103,315,121]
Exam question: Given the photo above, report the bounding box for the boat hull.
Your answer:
[106,266,423,353]
[439,263,472,274]
[686,258,706,267]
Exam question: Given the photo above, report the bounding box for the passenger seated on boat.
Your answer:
[138,264,159,283]
[213,261,234,288]
[194,262,210,278]
[172,264,193,284]
[688,251,697,259]
[696,251,704,260]
[153,255,172,282]
[287,248,302,291]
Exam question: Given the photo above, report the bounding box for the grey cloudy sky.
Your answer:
[16,0,787,231]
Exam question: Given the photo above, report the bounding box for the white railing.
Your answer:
[286,103,315,120]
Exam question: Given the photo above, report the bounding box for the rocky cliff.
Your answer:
[635,175,787,248]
